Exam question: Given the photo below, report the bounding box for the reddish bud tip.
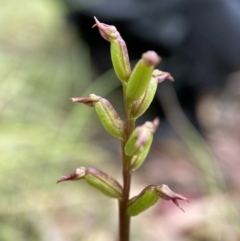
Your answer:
[92,16,118,41]
[56,167,86,184]
[142,51,161,66]
[56,172,78,183]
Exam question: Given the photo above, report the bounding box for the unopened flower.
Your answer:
[127,184,189,216]
[72,94,125,139]
[124,118,159,156]
[57,167,123,199]
[93,17,131,82]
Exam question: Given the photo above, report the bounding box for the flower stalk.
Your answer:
[57,17,188,241]
[118,85,135,241]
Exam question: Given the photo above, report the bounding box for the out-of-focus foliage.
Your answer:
[0,1,121,240]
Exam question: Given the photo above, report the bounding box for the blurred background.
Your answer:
[1,0,240,240]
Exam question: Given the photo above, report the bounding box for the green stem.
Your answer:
[119,84,135,241]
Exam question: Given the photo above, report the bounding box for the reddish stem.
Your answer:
[119,85,135,241]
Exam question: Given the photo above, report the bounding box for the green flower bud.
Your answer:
[93,17,131,82]
[126,51,160,101]
[95,98,125,139]
[130,137,152,171]
[57,167,123,199]
[155,184,189,212]
[72,94,125,139]
[124,118,159,156]
[132,69,174,119]
[127,185,159,216]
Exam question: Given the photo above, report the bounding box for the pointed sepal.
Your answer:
[155,184,189,212]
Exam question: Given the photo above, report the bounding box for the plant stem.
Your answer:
[119,84,135,241]
[119,153,131,241]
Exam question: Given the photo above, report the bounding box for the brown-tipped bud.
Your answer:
[124,118,159,156]
[71,94,101,106]
[127,185,159,216]
[57,167,123,199]
[72,94,125,139]
[57,166,86,183]
[132,69,174,119]
[93,17,131,82]
[155,184,189,212]
[126,51,161,101]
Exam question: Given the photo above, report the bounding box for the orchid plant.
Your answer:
[57,17,189,241]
